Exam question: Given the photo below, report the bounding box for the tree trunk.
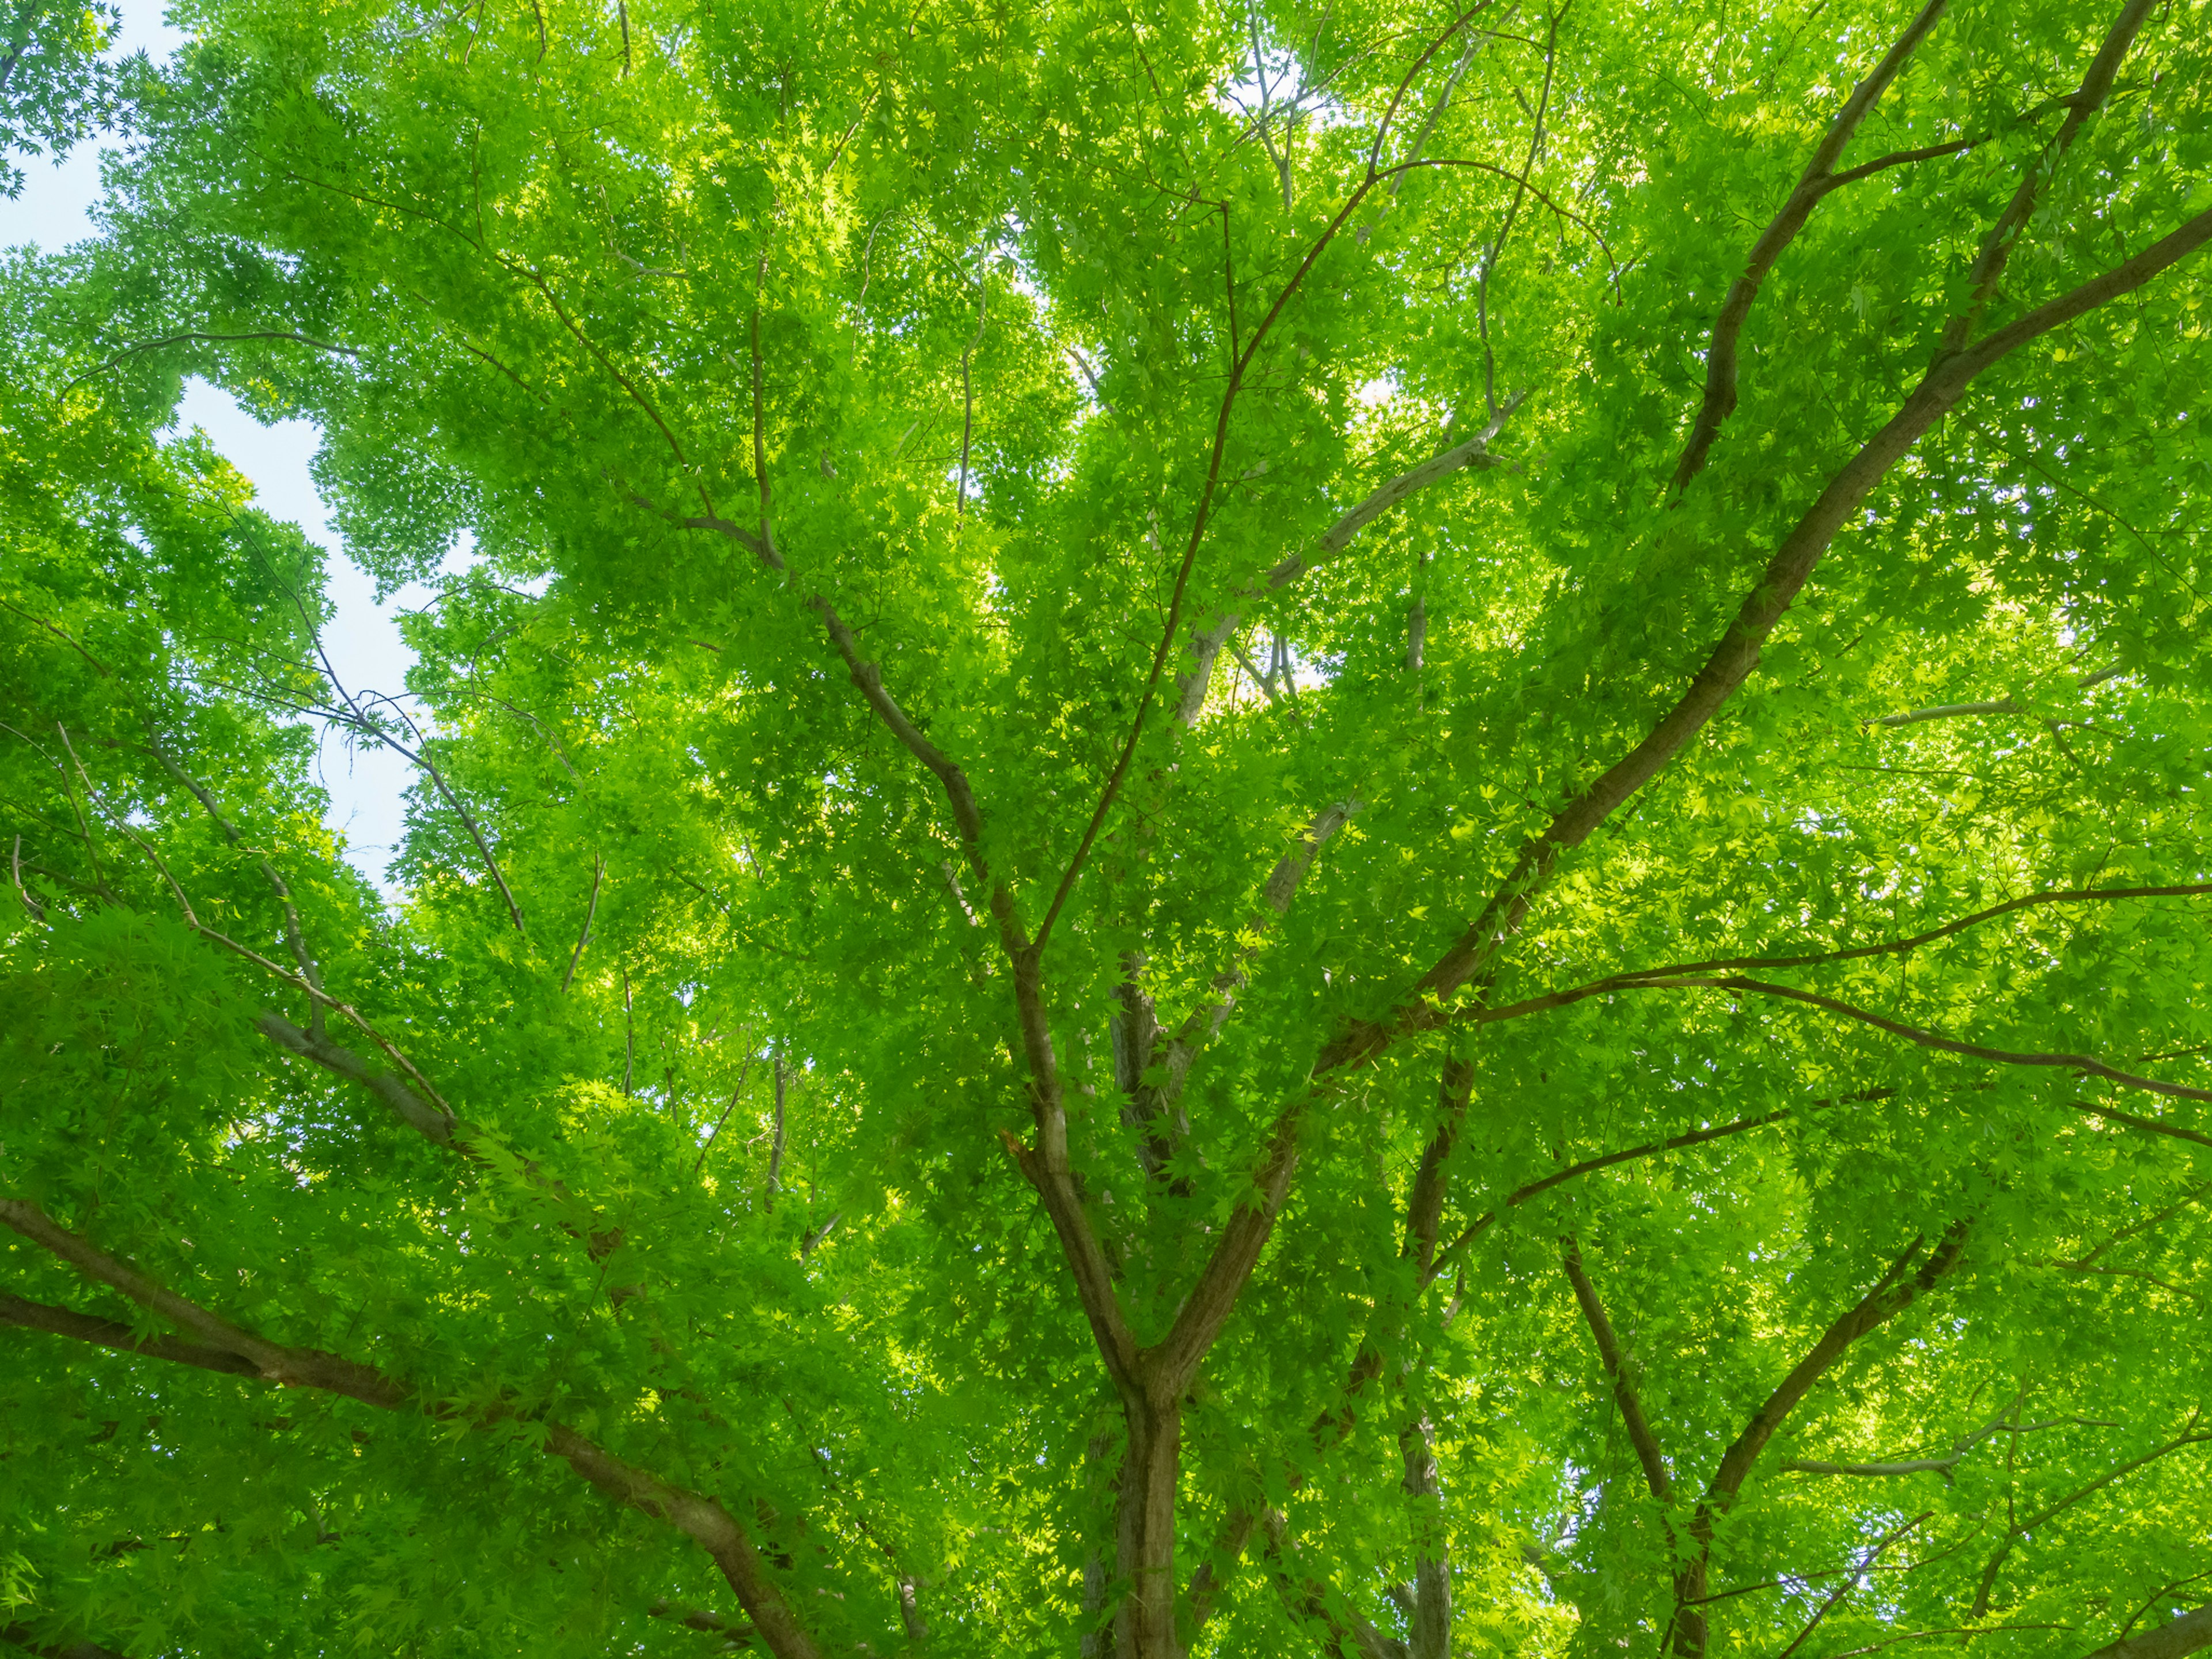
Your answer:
[1113,1397,1183,1659]
[1400,1413,1450,1659]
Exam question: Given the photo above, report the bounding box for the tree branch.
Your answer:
[2081,1605,2212,1659]
[1972,1419,2210,1617]
[1935,0,2158,355]
[1669,0,1952,493]
[1321,195,2212,1082]
[1620,976,2212,1110]
[1560,1236,1675,1504]
[0,1202,828,1659]
[1673,1224,1972,1656]
[1869,665,2122,727]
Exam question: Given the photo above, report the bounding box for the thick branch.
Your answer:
[0,1292,259,1378]
[1324,197,2212,1080]
[2081,1606,2212,1659]
[257,1010,457,1144]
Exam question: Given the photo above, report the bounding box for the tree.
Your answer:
[3,0,2211,1653]
[0,0,122,198]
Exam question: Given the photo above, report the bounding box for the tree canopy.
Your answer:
[3,0,2211,1655]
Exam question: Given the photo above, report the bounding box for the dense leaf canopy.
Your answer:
[3,0,2211,1655]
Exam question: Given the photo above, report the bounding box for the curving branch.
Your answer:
[1187,1094,1808,1633]
[1935,0,2158,356]
[0,1200,828,1659]
[143,732,327,1031]
[1870,665,2123,728]
[1446,883,2212,1036]
[1613,976,2212,1111]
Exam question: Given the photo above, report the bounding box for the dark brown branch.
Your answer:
[257,1010,457,1143]
[2062,1181,2212,1270]
[1624,976,2212,1109]
[1187,1095,1813,1633]
[1123,800,1358,1177]
[0,1200,828,1659]
[695,1050,756,1176]
[1450,884,2212,1039]
[1936,0,2158,355]
[631,494,781,569]
[1322,195,2212,1082]
[1670,0,1952,493]
[1431,1104,1806,1277]
[0,599,111,677]
[1032,131,1461,955]
[1820,135,1982,191]
[808,570,1137,1397]
[0,1291,259,1377]
[1972,1419,2210,1617]
[1673,1224,1971,1657]
[11,834,44,922]
[1560,1237,1675,1504]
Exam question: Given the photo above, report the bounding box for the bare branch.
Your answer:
[1870,665,2123,726]
[143,733,326,1029]
[1443,882,2212,1042]
[1670,1225,1971,1656]
[1774,1513,1934,1659]
[1262,393,1525,592]
[1974,1420,2211,1615]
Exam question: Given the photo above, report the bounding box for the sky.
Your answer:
[7,1,443,895]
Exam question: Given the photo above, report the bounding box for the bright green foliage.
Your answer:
[3,1,2212,1657]
[0,0,123,195]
